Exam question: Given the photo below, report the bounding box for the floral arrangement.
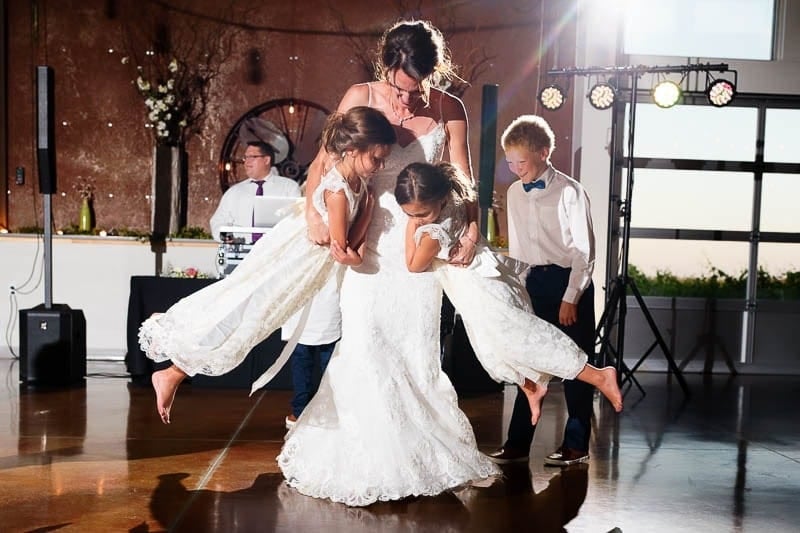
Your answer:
[73,176,96,200]
[167,265,210,279]
[131,57,189,146]
[120,8,238,147]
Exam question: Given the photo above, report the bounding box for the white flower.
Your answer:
[158,84,168,94]
[136,77,150,91]
[165,94,175,104]
[148,110,159,121]
[168,59,178,73]
[121,56,130,65]
[167,79,175,90]
[157,121,167,130]
[178,119,187,127]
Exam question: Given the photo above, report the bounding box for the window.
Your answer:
[629,105,758,161]
[623,0,776,60]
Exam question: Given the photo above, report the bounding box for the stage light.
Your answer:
[706,78,736,107]
[588,82,616,110]
[538,84,565,111]
[652,80,681,108]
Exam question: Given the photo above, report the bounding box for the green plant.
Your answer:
[629,264,800,300]
[172,226,212,240]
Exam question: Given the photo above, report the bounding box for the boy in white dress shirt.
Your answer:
[488,114,598,467]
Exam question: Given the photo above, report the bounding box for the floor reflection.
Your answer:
[0,358,798,532]
[143,464,589,533]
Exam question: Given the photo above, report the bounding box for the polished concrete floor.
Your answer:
[1,358,798,532]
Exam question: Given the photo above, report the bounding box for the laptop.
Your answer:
[252,195,299,228]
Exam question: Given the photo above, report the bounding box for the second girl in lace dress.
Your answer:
[395,161,623,424]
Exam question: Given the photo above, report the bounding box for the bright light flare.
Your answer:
[652,80,681,108]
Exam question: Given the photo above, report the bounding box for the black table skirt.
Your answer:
[125,275,291,389]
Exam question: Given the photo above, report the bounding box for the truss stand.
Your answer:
[602,73,690,397]
[545,64,735,398]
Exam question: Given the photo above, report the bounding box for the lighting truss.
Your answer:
[538,62,738,398]
[544,63,737,111]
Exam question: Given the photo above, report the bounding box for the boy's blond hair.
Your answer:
[500,115,556,156]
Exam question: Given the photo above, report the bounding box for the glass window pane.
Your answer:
[626,169,753,231]
[625,104,758,160]
[758,242,800,280]
[761,173,800,232]
[623,0,775,60]
[764,110,800,163]
[629,240,749,296]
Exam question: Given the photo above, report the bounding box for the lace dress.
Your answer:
[416,196,587,388]
[277,120,500,507]
[138,168,364,377]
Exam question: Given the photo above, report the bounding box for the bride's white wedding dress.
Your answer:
[277,120,500,507]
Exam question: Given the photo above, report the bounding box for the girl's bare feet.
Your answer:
[521,378,548,425]
[596,366,623,412]
[151,365,186,424]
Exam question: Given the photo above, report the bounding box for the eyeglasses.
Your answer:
[240,154,268,163]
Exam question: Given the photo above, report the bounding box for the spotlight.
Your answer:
[588,82,616,110]
[539,84,565,111]
[706,79,736,107]
[652,80,682,108]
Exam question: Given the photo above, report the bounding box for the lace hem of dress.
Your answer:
[278,442,500,507]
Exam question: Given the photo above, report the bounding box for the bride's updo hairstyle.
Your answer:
[395,161,476,208]
[376,20,458,104]
[321,106,397,158]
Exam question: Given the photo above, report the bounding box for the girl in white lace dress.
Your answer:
[139,106,396,424]
[394,161,624,424]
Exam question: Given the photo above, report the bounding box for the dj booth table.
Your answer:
[125,275,292,389]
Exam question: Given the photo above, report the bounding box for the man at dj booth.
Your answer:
[209,118,301,242]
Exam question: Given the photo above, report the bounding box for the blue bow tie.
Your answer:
[523,180,545,192]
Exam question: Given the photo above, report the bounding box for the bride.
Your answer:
[277,20,497,506]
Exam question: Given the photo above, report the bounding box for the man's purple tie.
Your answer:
[252,180,264,243]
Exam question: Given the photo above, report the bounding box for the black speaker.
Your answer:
[19,304,86,385]
[36,65,57,194]
[478,84,498,211]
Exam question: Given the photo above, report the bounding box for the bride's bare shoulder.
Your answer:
[338,83,374,111]
[430,88,467,120]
